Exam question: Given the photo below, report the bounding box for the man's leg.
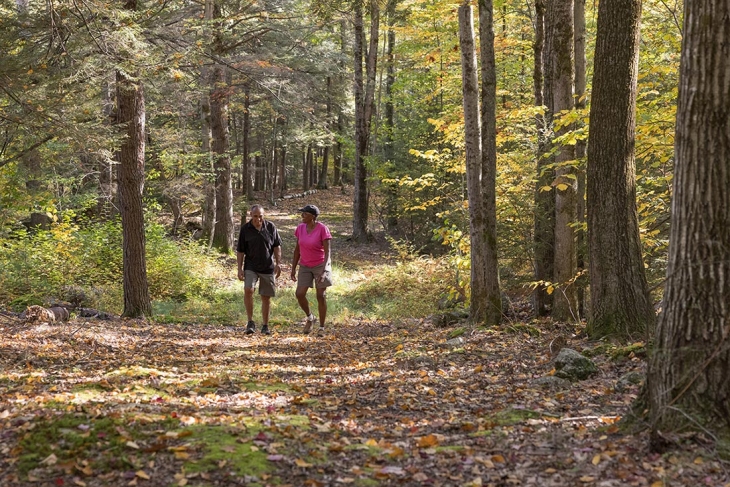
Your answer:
[244,287,255,321]
[261,295,271,324]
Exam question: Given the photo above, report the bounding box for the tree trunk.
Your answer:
[648,0,730,440]
[586,0,653,339]
[210,21,234,253]
[574,0,587,317]
[458,3,494,325]
[384,0,399,232]
[242,85,252,199]
[353,0,379,241]
[116,69,152,318]
[201,0,215,245]
[548,0,577,322]
[532,0,554,316]
[478,0,502,325]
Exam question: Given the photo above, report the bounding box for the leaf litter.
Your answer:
[2,313,729,486]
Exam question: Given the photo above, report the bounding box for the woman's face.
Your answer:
[301,212,315,223]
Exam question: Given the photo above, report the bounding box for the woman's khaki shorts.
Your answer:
[297,262,333,289]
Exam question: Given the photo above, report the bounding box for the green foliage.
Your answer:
[0,218,220,312]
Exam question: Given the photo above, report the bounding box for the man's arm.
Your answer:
[273,246,282,278]
[236,251,245,281]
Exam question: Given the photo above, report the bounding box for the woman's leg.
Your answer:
[295,286,311,316]
[316,288,327,326]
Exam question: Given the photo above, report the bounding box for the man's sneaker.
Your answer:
[316,326,325,337]
[261,324,271,335]
[245,320,256,335]
[303,314,315,334]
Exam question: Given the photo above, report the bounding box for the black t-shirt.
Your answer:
[236,220,282,273]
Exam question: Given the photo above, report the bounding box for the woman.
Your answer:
[290,204,333,335]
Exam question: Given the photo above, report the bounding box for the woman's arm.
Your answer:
[290,241,300,280]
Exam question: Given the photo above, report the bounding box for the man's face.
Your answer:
[251,210,264,225]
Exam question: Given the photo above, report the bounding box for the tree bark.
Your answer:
[648,0,730,440]
[532,0,554,316]
[586,0,653,339]
[116,69,152,318]
[548,0,577,322]
[353,0,379,241]
[574,0,587,317]
[210,20,234,253]
[478,0,502,325]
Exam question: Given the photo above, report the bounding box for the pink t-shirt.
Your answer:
[294,222,332,267]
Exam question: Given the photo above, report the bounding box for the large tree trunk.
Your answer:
[647,0,730,441]
[532,0,554,316]
[548,0,577,322]
[586,0,653,339]
[116,69,152,318]
[353,0,379,241]
[478,0,502,325]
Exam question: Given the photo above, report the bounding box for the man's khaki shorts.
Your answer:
[244,270,277,296]
[297,262,333,289]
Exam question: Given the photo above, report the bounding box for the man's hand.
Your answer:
[275,264,282,279]
[290,269,297,281]
[237,269,244,281]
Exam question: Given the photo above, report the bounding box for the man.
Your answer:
[236,205,282,335]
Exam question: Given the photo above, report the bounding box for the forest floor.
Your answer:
[1,188,729,487]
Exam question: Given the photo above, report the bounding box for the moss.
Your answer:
[487,408,543,427]
[610,342,646,361]
[504,323,541,337]
[448,327,467,339]
[183,425,271,477]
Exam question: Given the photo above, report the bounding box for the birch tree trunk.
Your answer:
[648,0,730,442]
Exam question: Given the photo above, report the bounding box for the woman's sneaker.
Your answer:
[316,326,325,337]
[303,314,315,334]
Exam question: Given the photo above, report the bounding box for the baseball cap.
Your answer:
[298,204,320,216]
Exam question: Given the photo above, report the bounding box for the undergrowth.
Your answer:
[0,220,456,326]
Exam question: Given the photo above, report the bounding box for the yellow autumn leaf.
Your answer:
[295,458,313,468]
[474,365,483,373]
[365,439,379,447]
[126,441,140,449]
[693,457,704,464]
[417,434,439,448]
[491,454,506,464]
[136,470,150,480]
[556,183,569,191]
[546,285,555,295]
[650,482,663,487]
[174,451,190,459]
[592,454,601,465]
